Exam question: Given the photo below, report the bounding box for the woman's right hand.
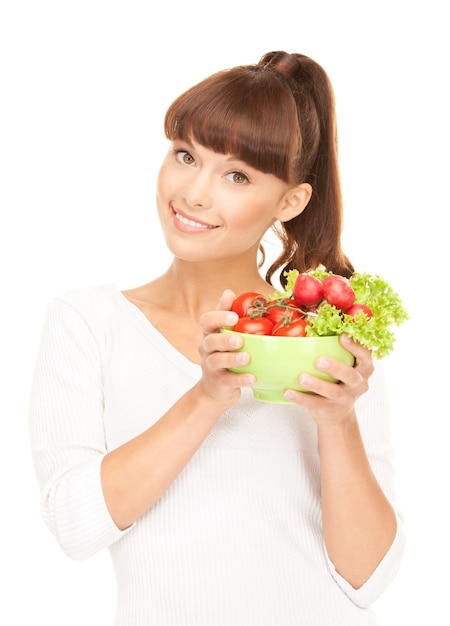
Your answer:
[198,289,256,406]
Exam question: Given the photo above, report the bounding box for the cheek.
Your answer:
[232,198,276,231]
[155,164,176,218]
[225,206,276,252]
[156,164,169,199]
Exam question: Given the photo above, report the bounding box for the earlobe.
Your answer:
[276,183,313,223]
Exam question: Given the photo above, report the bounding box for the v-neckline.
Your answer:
[107,284,202,375]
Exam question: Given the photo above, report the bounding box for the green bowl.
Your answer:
[221,329,355,403]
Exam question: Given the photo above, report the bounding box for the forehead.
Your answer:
[165,68,299,182]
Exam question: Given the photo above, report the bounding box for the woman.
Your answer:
[29,51,404,625]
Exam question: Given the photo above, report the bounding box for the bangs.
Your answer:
[164,67,300,183]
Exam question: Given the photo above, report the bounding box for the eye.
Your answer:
[175,150,195,166]
[225,171,249,184]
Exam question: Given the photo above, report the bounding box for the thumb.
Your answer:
[216,289,236,311]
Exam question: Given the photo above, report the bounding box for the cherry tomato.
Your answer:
[322,275,355,310]
[293,274,324,306]
[233,316,274,335]
[231,292,265,318]
[265,299,303,326]
[272,318,308,336]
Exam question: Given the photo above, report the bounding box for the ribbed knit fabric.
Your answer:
[29,284,405,625]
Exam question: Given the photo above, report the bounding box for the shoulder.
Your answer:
[54,283,118,312]
[45,284,123,339]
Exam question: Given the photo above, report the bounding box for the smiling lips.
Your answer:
[173,209,219,231]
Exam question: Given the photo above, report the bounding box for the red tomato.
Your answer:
[233,316,274,335]
[265,299,303,326]
[231,292,265,318]
[293,274,324,306]
[322,275,355,310]
[272,318,308,336]
[345,303,373,320]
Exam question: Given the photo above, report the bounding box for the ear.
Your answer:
[275,183,312,223]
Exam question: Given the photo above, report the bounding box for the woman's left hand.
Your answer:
[283,334,374,426]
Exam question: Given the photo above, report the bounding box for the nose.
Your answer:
[183,169,213,209]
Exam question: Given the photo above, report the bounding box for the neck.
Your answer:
[177,255,271,287]
[155,256,274,317]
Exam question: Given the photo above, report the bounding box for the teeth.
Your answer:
[175,211,217,229]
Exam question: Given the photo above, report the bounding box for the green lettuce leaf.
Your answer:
[276,269,409,359]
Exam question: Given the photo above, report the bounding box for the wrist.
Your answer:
[316,410,359,438]
[191,380,240,415]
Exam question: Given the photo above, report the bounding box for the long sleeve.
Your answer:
[29,296,130,560]
[28,286,404,624]
[325,361,405,606]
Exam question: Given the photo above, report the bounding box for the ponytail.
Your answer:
[259,52,354,285]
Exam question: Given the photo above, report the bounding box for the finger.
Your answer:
[314,356,362,388]
[200,327,244,356]
[204,347,251,372]
[199,290,238,335]
[339,334,374,377]
[296,371,349,399]
[339,333,371,361]
[216,289,236,311]
[199,310,239,335]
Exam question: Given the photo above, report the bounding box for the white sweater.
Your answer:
[29,284,405,626]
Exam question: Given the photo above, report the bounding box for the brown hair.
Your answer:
[164,51,354,286]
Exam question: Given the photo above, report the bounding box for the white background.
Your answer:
[1,1,448,623]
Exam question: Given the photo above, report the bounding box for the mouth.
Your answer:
[173,208,219,230]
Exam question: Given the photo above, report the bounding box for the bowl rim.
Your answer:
[220,327,342,341]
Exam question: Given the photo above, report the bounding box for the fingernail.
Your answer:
[341,333,351,344]
[284,390,295,400]
[316,357,329,370]
[236,352,249,364]
[299,374,312,387]
[226,313,239,325]
[243,375,255,385]
[229,334,242,348]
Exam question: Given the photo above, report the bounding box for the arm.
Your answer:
[101,290,253,530]
[29,296,123,560]
[100,381,233,530]
[317,413,397,589]
[284,335,401,590]
[30,291,253,555]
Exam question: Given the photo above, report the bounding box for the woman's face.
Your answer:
[156,139,293,264]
